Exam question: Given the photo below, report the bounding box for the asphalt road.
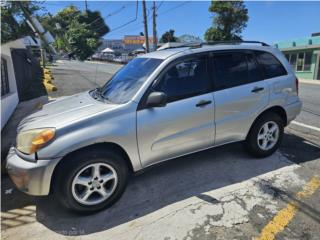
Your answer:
[1,60,320,240]
[296,82,320,128]
[48,60,122,98]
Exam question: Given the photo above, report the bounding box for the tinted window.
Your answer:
[100,58,162,104]
[285,54,290,61]
[246,53,262,83]
[255,51,287,79]
[154,57,210,102]
[304,52,312,71]
[297,52,304,71]
[289,53,297,70]
[213,52,261,90]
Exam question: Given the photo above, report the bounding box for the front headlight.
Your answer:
[16,128,55,155]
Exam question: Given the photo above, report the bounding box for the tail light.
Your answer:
[295,77,299,95]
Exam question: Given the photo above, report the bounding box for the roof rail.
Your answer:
[204,40,270,46]
[157,42,202,51]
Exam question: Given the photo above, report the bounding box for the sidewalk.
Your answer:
[299,78,320,85]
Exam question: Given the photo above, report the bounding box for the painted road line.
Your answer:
[255,176,320,240]
[291,121,320,133]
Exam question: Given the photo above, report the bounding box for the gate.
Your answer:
[10,48,46,101]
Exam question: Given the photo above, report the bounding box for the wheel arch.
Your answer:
[247,105,287,139]
[50,142,134,194]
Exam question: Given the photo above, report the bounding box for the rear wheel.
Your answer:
[245,112,284,158]
[54,148,128,213]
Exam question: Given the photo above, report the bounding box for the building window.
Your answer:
[1,58,10,96]
[287,52,313,72]
[296,53,304,71]
[285,54,290,61]
[289,53,297,70]
[304,52,312,71]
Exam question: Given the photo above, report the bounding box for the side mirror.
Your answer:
[146,92,167,108]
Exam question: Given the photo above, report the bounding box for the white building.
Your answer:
[1,37,40,129]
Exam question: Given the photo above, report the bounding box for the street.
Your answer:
[296,82,320,129]
[48,60,122,98]
[1,60,320,240]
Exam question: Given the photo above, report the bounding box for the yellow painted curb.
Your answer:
[42,67,56,91]
[44,69,51,74]
[44,74,54,80]
[44,82,57,92]
[44,79,52,84]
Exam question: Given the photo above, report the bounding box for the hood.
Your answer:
[18,92,118,132]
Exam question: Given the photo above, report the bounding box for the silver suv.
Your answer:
[6,42,302,212]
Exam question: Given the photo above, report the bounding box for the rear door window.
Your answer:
[212,52,262,90]
[255,51,287,79]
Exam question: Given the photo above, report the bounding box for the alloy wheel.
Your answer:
[257,121,279,151]
[71,163,118,206]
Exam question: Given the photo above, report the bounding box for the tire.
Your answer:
[53,147,128,213]
[245,112,284,158]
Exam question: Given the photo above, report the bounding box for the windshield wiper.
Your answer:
[90,88,103,101]
[92,87,113,103]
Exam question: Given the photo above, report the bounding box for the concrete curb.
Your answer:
[299,79,320,85]
[44,82,57,91]
[43,67,57,92]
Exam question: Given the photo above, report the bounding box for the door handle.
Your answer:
[196,100,212,107]
[251,87,264,93]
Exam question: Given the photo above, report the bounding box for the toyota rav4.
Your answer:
[6,41,302,212]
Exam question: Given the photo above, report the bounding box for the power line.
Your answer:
[105,0,139,33]
[107,3,155,37]
[105,5,126,19]
[107,5,154,37]
[86,3,131,27]
[158,1,190,15]
[157,1,164,10]
[106,1,190,39]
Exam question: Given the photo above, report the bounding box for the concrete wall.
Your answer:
[1,39,26,130]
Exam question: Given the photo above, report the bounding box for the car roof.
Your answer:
[137,44,278,60]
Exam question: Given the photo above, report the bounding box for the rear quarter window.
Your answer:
[255,51,287,79]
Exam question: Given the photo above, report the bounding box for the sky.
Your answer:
[42,1,320,44]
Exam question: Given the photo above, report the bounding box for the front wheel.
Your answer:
[54,148,128,213]
[245,112,284,158]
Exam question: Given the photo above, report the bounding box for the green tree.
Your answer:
[39,6,109,60]
[204,1,248,42]
[78,10,109,37]
[1,1,43,44]
[160,29,179,43]
[67,21,100,60]
[179,34,202,43]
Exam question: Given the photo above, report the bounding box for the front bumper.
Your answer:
[6,148,61,196]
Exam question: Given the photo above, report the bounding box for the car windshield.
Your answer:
[99,58,163,104]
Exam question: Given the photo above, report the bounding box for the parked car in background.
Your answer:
[7,41,302,213]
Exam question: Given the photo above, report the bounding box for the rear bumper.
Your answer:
[285,100,302,124]
[6,148,61,196]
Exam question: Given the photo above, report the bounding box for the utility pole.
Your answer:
[18,2,46,67]
[84,0,88,12]
[142,0,150,53]
[152,1,157,51]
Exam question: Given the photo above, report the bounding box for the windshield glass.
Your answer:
[100,58,163,104]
